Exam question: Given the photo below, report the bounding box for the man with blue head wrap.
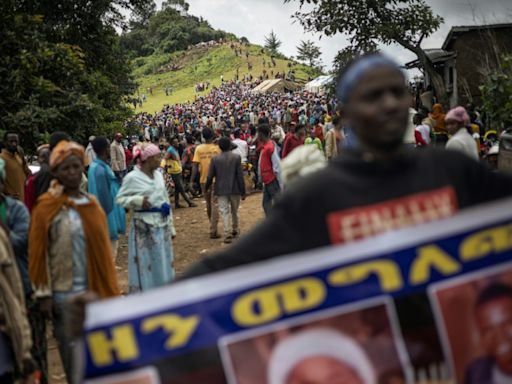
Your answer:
[336,54,408,152]
[185,53,512,380]
[336,54,402,105]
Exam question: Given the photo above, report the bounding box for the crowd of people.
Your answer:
[0,52,511,383]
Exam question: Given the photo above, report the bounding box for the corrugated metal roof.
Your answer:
[404,49,456,69]
[442,23,512,50]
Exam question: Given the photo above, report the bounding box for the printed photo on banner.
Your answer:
[219,298,411,384]
[85,366,160,384]
[430,262,512,384]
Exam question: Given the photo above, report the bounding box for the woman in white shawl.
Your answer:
[116,143,176,292]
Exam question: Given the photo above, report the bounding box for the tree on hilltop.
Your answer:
[264,30,282,56]
[285,0,448,106]
[296,40,322,68]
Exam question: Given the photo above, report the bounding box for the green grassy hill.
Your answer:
[131,43,321,114]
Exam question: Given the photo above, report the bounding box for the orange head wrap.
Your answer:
[50,141,85,171]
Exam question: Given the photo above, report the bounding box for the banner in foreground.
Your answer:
[81,197,512,384]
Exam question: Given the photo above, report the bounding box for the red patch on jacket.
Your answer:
[327,186,458,245]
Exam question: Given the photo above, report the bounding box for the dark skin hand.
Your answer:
[142,196,151,210]
[340,65,411,160]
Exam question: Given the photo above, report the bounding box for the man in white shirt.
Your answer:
[232,129,248,163]
[85,135,96,167]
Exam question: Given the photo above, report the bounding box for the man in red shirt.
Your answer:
[281,124,305,159]
[258,124,282,216]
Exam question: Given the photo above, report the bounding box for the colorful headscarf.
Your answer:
[0,158,5,181]
[133,143,161,164]
[445,106,470,127]
[49,140,85,171]
[336,54,401,104]
[431,103,446,133]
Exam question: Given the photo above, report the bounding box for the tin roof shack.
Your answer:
[444,24,512,106]
[407,24,512,108]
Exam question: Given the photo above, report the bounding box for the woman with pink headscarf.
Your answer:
[116,143,176,292]
[445,106,479,160]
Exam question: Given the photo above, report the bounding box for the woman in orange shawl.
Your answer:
[430,103,448,146]
[28,140,119,381]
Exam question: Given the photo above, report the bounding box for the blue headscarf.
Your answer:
[336,54,401,104]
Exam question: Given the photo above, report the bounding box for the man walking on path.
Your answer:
[165,137,197,209]
[110,133,126,183]
[191,128,221,238]
[0,131,31,200]
[205,137,246,244]
[258,124,282,216]
[88,137,126,261]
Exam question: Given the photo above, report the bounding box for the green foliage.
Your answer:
[264,30,282,56]
[0,0,145,151]
[162,0,189,12]
[133,44,319,113]
[285,0,447,103]
[480,55,512,131]
[286,0,442,51]
[120,4,233,58]
[296,40,322,68]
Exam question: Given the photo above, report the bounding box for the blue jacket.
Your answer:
[5,197,31,295]
[88,159,126,240]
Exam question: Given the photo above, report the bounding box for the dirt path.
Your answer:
[48,192,264,383]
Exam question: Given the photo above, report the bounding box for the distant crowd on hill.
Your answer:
[130,80,336,145]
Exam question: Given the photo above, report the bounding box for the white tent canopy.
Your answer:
[304,75,334,94]
[251,79,301,94]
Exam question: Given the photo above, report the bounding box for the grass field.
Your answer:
[131,43,320,114]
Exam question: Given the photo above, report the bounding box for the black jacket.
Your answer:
[205,151,245,197]
[186,148,512,277]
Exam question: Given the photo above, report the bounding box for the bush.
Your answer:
[480,55,512,131]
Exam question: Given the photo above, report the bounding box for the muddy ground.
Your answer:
[47,192,264,383]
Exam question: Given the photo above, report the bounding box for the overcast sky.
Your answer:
[155,0,511,71]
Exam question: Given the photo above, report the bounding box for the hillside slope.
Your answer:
[131,42,321,114]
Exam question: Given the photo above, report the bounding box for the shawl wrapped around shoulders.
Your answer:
[28,192,120,298]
